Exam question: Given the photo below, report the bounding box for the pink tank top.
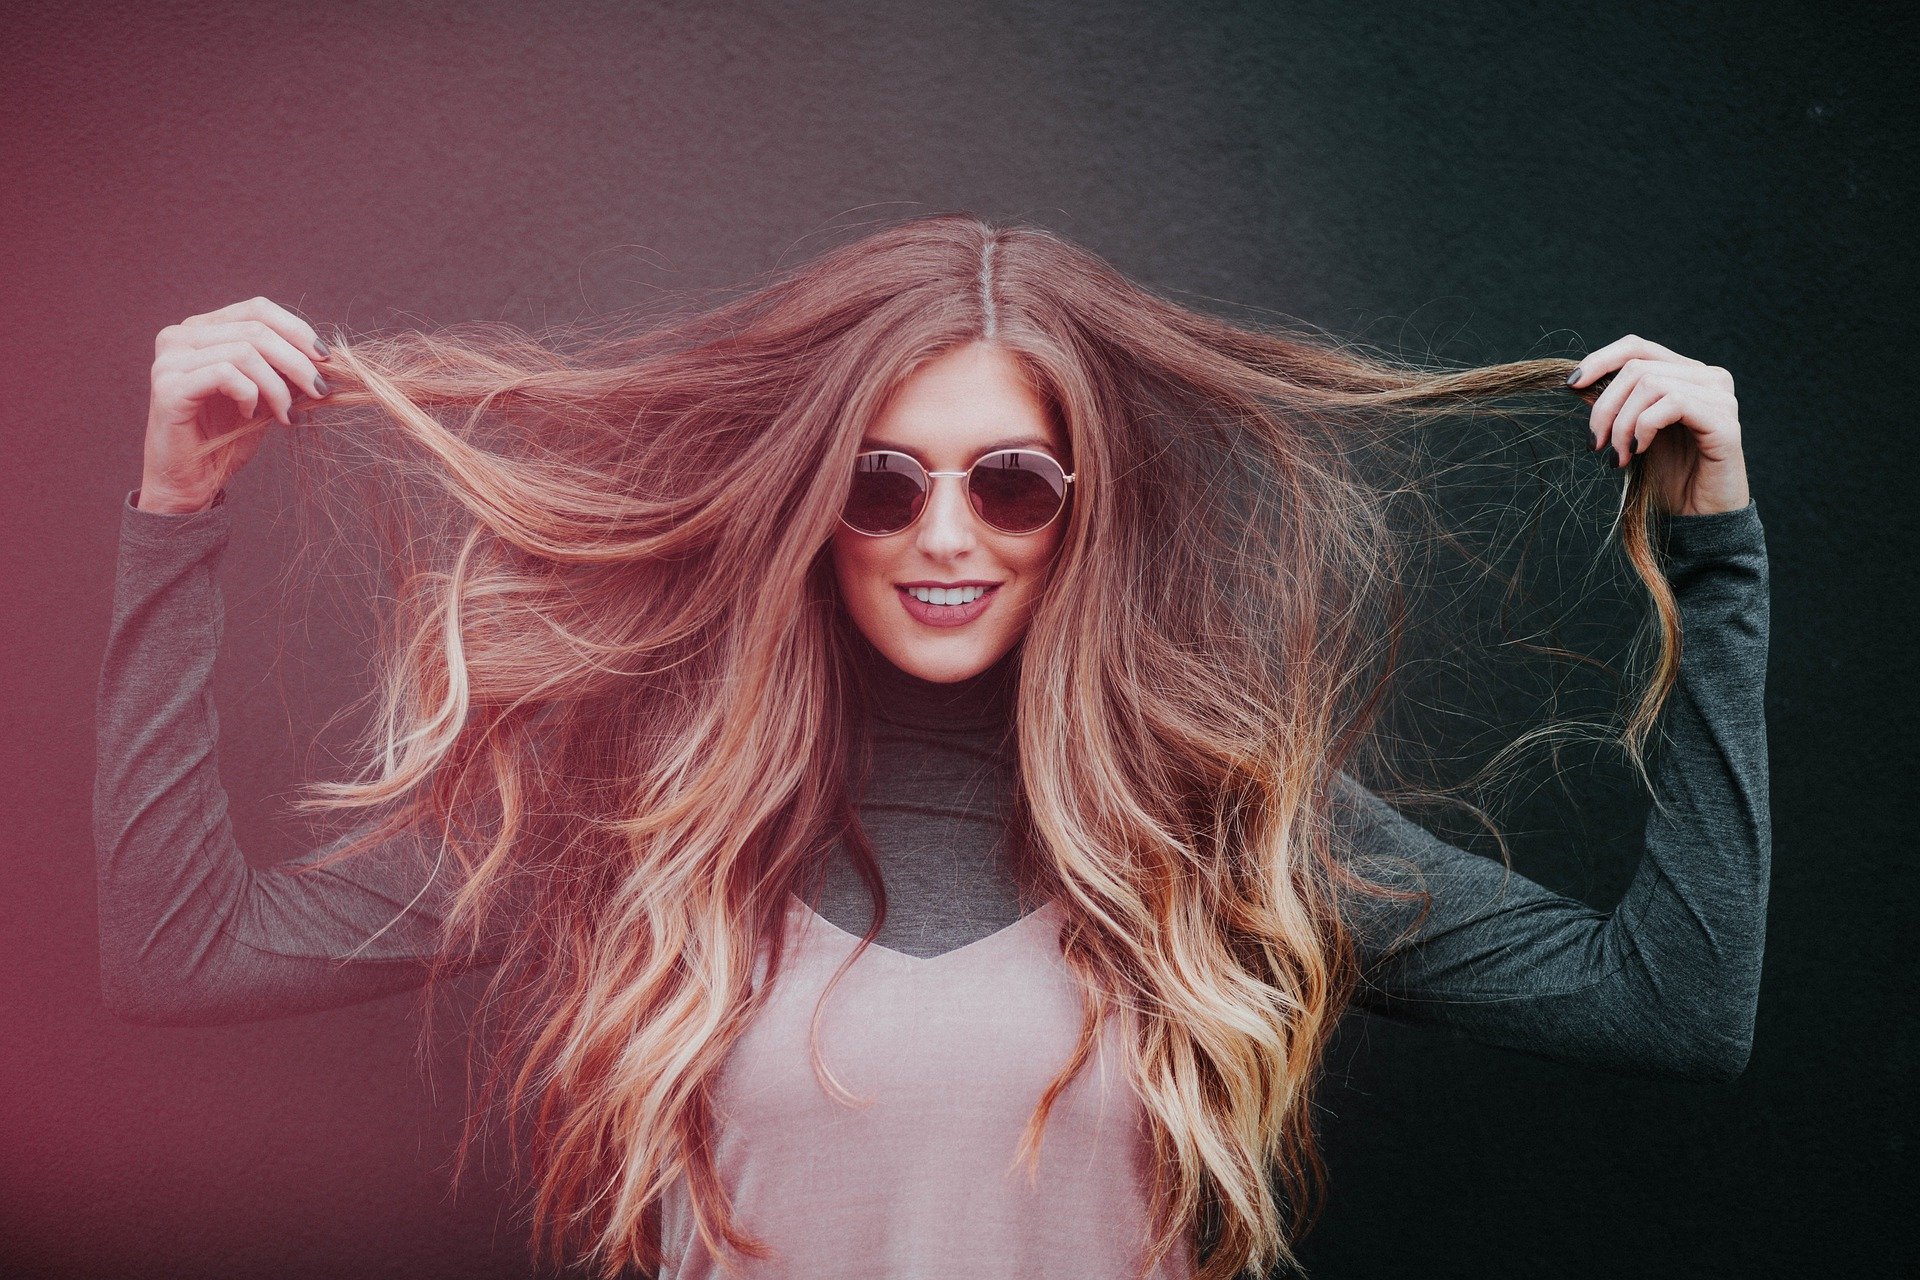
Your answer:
[656,893,1198,1279]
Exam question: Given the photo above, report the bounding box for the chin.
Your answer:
[887,637,1011,683]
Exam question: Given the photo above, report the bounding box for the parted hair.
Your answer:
[188,213,1681,1278]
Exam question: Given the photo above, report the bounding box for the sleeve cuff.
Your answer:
[1658,500,1764,564]
[119,487,233,554]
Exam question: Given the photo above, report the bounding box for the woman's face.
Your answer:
[830,341,1070,684]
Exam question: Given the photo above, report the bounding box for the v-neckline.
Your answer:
[787,892,1059,968]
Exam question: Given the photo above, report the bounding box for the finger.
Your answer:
[1628,392,1691,461]
[157,359,261,426]
[179,295,331,364]
[1607,371,1693,465]
[172,341,297,426]
[1588,359,1704,455]
[1567,333,1712,390]
[1608,376,1671,466]
[1588,359,1651,452]
[161,319,329,404]
[1637,361,1724,391]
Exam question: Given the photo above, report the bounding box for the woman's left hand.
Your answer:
[1568,334,1752,516]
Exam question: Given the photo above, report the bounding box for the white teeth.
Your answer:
[906,585,989,605]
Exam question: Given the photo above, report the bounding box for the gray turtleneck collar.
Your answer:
[843,622,1021,736]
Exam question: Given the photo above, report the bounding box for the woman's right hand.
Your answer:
[139,296,334,514]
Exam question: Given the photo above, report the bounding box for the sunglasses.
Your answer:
[839,448,1076,537]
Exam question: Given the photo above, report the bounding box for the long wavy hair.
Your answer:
[187,213,1682,1279]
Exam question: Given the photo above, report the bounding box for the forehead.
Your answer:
[860,343,1065,462]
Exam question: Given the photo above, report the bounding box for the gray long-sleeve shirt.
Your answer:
[94,487,1771,1081]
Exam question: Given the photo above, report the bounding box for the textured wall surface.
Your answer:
[2,0,1910,1276]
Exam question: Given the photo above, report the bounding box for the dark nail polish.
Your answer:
[1566,365,1583,387]
[314,337,332,359]
[312,374,331,397]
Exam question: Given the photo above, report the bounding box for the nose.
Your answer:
[914,472,982,556]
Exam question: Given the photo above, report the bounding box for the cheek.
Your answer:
[831,533,887,597]
[1015,528,1065,577]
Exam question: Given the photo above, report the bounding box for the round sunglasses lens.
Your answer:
[972,451,1066,532]
[844,454,924,534]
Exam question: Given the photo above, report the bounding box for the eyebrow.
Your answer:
[857,435,1058,462]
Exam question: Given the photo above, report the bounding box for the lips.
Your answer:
[896,584,1000,628]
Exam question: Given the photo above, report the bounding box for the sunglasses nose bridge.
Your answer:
[916,468,979,535]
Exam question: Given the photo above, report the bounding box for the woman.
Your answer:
[96,214,1769,1280]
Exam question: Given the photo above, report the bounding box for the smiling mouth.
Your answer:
[895,583,1001,626]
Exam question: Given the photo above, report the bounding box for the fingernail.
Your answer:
[314,337,332,359]
[1565,365,1583,387]
[313,374,331,397]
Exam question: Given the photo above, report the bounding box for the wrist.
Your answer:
[134,483,219,515]
[1664,451,1751,517]
[1674,478,1752,518]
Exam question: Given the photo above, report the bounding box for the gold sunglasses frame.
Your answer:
[837,447,1077,538]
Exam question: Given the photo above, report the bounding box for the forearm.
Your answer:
[1600,501,1772,1072]
[1340,503,1772,1080]
[94,489,475,1026]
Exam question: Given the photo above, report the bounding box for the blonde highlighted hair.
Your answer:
[187,214,1681,1278]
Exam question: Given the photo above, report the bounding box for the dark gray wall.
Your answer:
[3,0,1909,1275]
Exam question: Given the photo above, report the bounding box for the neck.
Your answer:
[844,625,1021,733]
